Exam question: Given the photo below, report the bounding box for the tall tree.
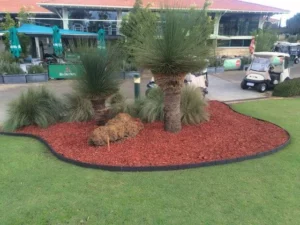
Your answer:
[286,13,300,35]
[124,1,213,132]
[120,0,157,70]
[253,29,278,52]
[18,6,35,25]
[0,13,16,30]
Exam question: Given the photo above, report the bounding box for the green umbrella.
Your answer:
[9,27,22,58]
[52,26,63,56]
[97,28,106,51]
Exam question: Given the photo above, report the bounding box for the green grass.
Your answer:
[1,99,300,225]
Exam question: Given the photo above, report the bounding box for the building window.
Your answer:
[231,40,243,46]
[34,14,63,28]
[68,9,118,35]
[218,40,230,47]
[217,39,252,47]
[219,13,259,36]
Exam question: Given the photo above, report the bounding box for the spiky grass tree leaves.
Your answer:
[123,1,213,132]
[73,44,123,124]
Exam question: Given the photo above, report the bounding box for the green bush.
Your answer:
[109,93,143,118]
[0,51,15,63]
[110,87,209,125]
[27,65,46,74]
[273,78,300,97]
[138,87,164,123]
[3,87,64,132]
[181,86,209,125]
[63,93,94,122]
[0,61,24,75]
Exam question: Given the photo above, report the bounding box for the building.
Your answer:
[0,0,289,56]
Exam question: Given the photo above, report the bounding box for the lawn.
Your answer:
[1,99,300,225]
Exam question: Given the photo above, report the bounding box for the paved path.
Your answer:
[206,75,266,102]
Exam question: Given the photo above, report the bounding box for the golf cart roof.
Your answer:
[254,52,290,58]
[274,41,300,46]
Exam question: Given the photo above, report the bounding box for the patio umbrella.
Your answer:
[9,27,22,58]
[52,26,63,56]
[97,28,106,51]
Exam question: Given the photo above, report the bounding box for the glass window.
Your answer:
[219,13,259,36]
[231,40,243,47]
[69,9,118,35]
[243,40,251,46]
[35,14,62,28]
[218,40,230,47]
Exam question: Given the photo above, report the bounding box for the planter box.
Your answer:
[26,73,49,83]
[0,75,3,84]
[3,74,27,84]
[207,67,225,75]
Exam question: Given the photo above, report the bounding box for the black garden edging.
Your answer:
[0,103,291,172]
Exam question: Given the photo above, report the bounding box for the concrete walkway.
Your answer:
[206,75,266,102]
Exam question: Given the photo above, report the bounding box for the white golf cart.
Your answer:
[241,52,291,93]
[184,68,208,95]
[274,41,300,64]
[146,67,208,96]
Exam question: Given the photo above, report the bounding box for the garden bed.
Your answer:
[15,101,290,170]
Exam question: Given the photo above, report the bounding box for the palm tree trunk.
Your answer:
[154,73,185,133]
[90,98,109,126]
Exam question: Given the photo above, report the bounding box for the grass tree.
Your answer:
[74,45,122,125]
[125,1,213,132]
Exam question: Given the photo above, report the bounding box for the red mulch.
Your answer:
[17,101,289,167]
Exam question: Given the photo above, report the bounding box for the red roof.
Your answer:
[38,0,289,13]
[0,0,49,13]
[0,0,288,14]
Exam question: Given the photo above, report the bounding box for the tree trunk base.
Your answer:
[154,73,185,133]
[91,98,110,126]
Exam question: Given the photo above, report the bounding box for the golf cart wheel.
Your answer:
[241,80,248,90]
[285,77,291,81]
[295,58,299,64]
[257,83,267,93]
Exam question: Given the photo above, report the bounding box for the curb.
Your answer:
[0,103,291,172]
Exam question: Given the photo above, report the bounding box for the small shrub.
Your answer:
[63,93,94,122]
[0,61,24,75]
[3,87,64,132]
[273,78,300,97]
[138,87,164,123]
[27,65,46,74]
[181,86,209,125]
[110,92,125,105]
[110,87,209,125]
[0,51,15,63]
[109,93,143,118]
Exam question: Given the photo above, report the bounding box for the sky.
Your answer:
[244,0,300,26]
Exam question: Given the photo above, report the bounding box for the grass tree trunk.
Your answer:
[154,74,185,133]
[90,98,109,126]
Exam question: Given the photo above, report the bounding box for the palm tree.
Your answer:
[124,1,213,132]
[74,45,122,125]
